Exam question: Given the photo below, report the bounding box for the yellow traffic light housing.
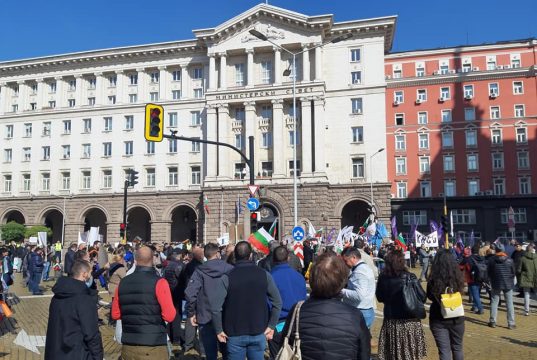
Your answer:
[145,103,164,142]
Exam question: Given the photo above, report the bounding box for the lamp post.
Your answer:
[369,148,385,213]
[249,29,352,227]
[60,192,71,247]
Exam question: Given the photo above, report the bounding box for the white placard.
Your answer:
[88,227,100,246]
[37,232,47,248]
[415,230,439,248]
[217,233,230,247]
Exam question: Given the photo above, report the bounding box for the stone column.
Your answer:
[273,47,281,85]
[136,68,146,102]
[244,101,257,174]
[246,49,254,87]
[208,54,216,91]
[217,104,231,179]
[115,70,125,104]
[36,79,45,110]
[180,63,189,99]
[206,105,218,181]
[271,99,285,177]
[17,80,28,111]
[314,45,322,81]
[0,82,6,114]
[219,53,227,90]
[95,72,104,106]
[313,98,327,177]
[158,66,168,101]
[55,76,64,108]
[75,75,84,106]
[301,98,313,176]
[302,45,310,82]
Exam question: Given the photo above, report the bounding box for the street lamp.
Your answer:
[61,192,71,247]
[369,148,385,213]
[249,29,353,227]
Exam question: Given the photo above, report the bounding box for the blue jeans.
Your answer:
[468,284,483,312]
[200,322,226,360]
[42,262,51,281]
[359,307,375,329]
[29,271,43,294]
[227,333,266,360]
[490,289,515,326]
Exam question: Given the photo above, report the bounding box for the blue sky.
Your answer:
[1,0,535,61]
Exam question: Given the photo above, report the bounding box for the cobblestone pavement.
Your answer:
[1,272,536,359]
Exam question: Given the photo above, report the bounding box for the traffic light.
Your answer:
[250,211,260,222]
[145,104,164,142]
[120,223,126,238]
[128,169,139,187]
[441,215,448,234]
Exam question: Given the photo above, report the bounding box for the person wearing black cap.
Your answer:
[163,248,186,345]
[487,242,516,329]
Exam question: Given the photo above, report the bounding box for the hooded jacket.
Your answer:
[185,258,233,325]
[487,253,516,290]
[45,277,103,360]
[518,251,537,289]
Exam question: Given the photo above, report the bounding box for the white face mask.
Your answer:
[85,275,93,288]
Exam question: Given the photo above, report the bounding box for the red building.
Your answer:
[385,39,537,243]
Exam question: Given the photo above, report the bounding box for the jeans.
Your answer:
[359,307,375,329]
[490,288,515,326]
[227,333,266,360]
[430,319,465,360]
[199,322,227,360]
[468,284,483,312]
[42,262,51,281]
[29,271,43,294]
[523,288,537,313]
[420,261,429,280]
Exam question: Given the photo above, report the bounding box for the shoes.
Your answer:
[524,311,529,316]
[488,322,496,328]
[474,310,484,315]
[508,324,517,330]
[33,292,44,296]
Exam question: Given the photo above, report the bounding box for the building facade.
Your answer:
[0,4,395,244]
[385,39,537,242]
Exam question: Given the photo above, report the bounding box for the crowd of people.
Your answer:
[0,235,536,360]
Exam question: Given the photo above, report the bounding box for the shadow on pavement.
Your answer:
[500,337,537,348]
[464,316,491,327]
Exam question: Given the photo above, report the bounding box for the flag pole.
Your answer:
[443,193,448,248]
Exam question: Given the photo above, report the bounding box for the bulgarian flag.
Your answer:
[269,219,278,238]
[396,233,407,251]
[248,227,273,255]
[203,195,210,214]
[358,217,369,235]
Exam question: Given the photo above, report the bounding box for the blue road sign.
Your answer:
[292,226,305,241]
[247,197,260,211]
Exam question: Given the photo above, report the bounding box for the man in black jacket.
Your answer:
[164,249,186,345]
[64,243,77,276]
[488,242,516,329]
[45,260,103,360]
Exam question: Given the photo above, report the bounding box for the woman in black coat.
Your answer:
[276,253,370,360]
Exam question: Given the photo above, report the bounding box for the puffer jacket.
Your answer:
[487,253,516,290]
[376,271,425,319]
[519,251,537,289]
[278,297,370,360]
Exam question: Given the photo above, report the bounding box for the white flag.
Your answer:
[308,223,316,238]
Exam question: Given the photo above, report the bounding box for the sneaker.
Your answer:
[508,324,517,330]
[524,311,530,316]
[476,310,484,315]
[488,322,496,328]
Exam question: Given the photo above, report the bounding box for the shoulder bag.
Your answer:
[402,272,427,319]
[276,300,304,360]
[440,287,464,319]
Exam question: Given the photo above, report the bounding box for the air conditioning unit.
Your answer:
[473,67,480,71]
[449,69,456,74]
[504,65,511,69]
[354,109,362,114]
[464,95,473,100]
[353,79,361,85]
[433,70,440,75]
[475,191,484,196]
[496,65,504,70]
[485,190,493,195]
[385,75,392,80]
[393,100,400,106]
[439,97,446,102]
[415,99,423,104]
[490,93,498,99]
[63,154,69,159]
[83,153,90,158]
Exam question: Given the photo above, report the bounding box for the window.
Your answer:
[519,178,531,195]
[463,85,474,98]
[260,105,272,120]
[395,135,406,150]
[234,163,246,179]
[4,149,12,163]
[190,166,201,185]
[516,127,527,143]
[261,162,273,177]
[172,90,181,100]
[397,182,407,198]
[168,167,178,185]
[121,141,132,156]
[62,145,71,159]
[468,180,479,196]
[87,97,95,106]
[108,75,117,87]
[394,91,404,103]
[452,209,476,224]
[419,133,429,149]
[420,181,431,197]
[24,123,32,137]
[500,208,527,224]
[416,66,425,77]
[124,115,134,130]
[352,158,365,178]
[395,113,404,126]
[129,74,138,85]
[352,127,363,143]
[289,130,300,146]
[261,61,272,84]
[442,132,454,148]
[489,83,499,96]
[351,71,362,84]
[42,146,50,160]
[418,112,428,124]
[42,122,51,136]
[289,160,301,177]
[444,180,456,197]
[417,89,427,102]
[48,100,56,108]
[5,125,13,138]
[440,63,449,74]
[492,152,504,169]
[493,178,505,195]
[169,113,178,127]
[467,154,478,171]
[193,68,203,79]
[67,99,75,108]
[514,104,525,117]
[441,109,452,123]
[235,63,244,86]
[168,139,177,153]
[235,107,245,121]
[150,72,159,83]
[49,82,57,93]
[462,63,472,72]
[23,174,31,191]
[419,157,430,173]
[108,95,116,104]
[82,144,91,158]
[145,168,156,187]
[402,210,427,225]
[393,69,402,78]
[443,155,455,172]
[129,94,137,103]
[23,148,31,161]
[104,117,113,131]
[4,175,12,193]
[261,132,272,148]
[61,172,70,190]
[103,142,112,157]
[83,118,92,133]
[146,141,155,154]
[82,171,91,189]
[466,130,477,147]
[487,58,497,70]
[350,49,361,62]
[150,92,159,101]
[440,87,450,99]
[88,78,96,89]
[517,151,529,169]
[464,107,475,121]
[30,103,37,110]
[12,104,18,112]
[191,111,201,126]
[193,88,204,98]
[172,70,181,81]
[513,81,523,94]
[490,106,500,119]
[235,134,243,149]
[63,120,71,134]
[68,80,76,91]
[102,170,112,188]
[396,157,407,175]
[191,138,200,153]
[491,129,502,144]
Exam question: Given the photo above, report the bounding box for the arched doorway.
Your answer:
[3,210,26,224]
[127,207,151,243]
[256,203,279,240]
[83,208,107,243]
[341,200,370,229]
[43,209,64,244]
[171,206,197,243]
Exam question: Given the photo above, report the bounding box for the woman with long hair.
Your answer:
[376,248,427,360]
[427,249,465,360]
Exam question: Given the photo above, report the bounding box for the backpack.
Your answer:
[471,257,489,284]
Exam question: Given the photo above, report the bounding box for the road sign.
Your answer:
[247,197,260,211]
[248,184,259,196]
[292,226,305,241]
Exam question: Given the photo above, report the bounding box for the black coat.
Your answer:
[45,277,103,360]
[278,298,370,360]
[64,249,76,275]
[376,271,424,319]
[488,254,516,290]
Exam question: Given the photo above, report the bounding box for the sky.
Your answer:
[1,0,536,61]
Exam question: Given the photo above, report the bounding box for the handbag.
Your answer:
[440,288,464,319]
[276,300,304,360]
[402,272,427,319]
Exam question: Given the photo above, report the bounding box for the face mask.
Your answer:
[85,275,93,288]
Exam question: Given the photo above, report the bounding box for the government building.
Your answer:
[0,4,395,244]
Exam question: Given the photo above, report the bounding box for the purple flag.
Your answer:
[391,216,398,240]
[469,230,475,248]
[455,234,464,254]
[430,219,444,240]
[325,228,337,246]
[409,219,418,245]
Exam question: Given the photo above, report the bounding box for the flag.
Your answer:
[409,219,418,245]
[293,241,304,267]
[307,222,316,238]
[203,195,210,214]
[469,230,475,248]
[391,216,398,240]
[236,195,243,216]
[269,218,278,238]
[248,227,273,255]
[358,217,370,235]
[377,222,388,238]
[396,233,407,251]
[325,228,336,246]
[315,227,323,238]
[450,211,454,238]
[430,220,443,240]
[455,234,464,254]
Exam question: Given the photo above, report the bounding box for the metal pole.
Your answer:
[248,136,255,185]
[123,180,128,243]
[61,195,66,247]
[443,194,448,248]
[293,53,298,227]
[369,155,373,211]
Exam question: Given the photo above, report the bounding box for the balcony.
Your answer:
[285,115,298,128]
[258,117,271,130]
[232,120,243,131]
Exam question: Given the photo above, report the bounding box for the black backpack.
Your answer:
[471,257,489,284]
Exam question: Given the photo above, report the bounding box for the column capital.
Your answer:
[94,72,103,77]
[16,80,26,85]
[36,78,45,82]
[271,99,284,107]
[302,44,310,50]
[272,46,281,52]
[218,51,227,58]
[114,69,124,74]
[217,103,229,110]
[0,82,6,87]
[300,97,313,105]
[243,101,256,109]
[179,62,189,68]
[54,76,63,81]
[74,74,83,79]
[158,65,167,70]
[245,48,254,55]
[135,68,145,72]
